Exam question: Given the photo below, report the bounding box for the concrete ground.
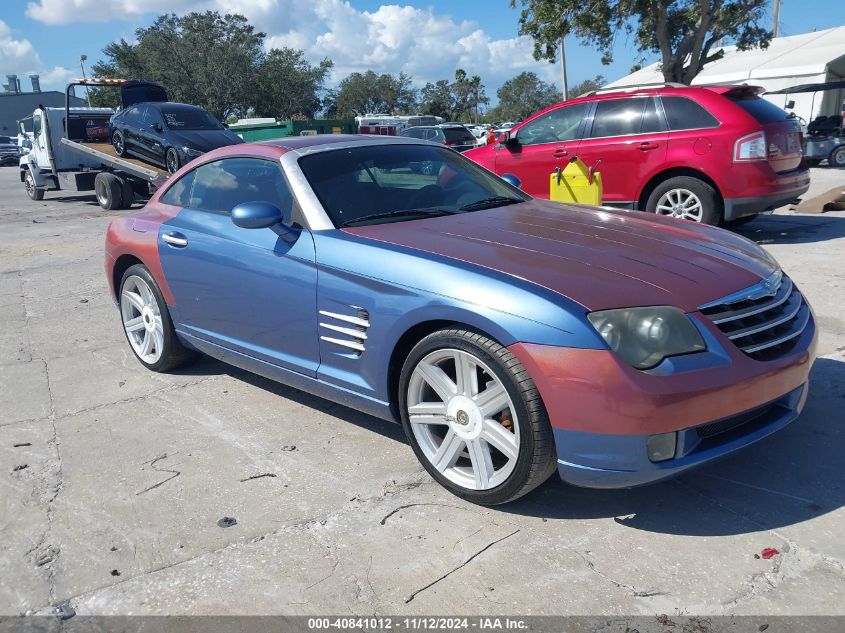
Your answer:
[1,165,844,618]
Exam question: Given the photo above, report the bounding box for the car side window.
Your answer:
[517,102,590,146]
[188,157,293,219]
[641,98,666,133]
[661,96,720,130]
[589,98,649,138]
[122,107,140,123]
[159,169,196,208]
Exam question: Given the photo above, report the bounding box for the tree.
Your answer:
[91,11,265,119]
[568,74,605,98]
[327,71,417,118]
[419,80,453,119]
[493,71,560,121]
[451,69,489,123]
[254,48,333,119]
[512,0,772,85]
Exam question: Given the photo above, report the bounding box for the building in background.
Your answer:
[603,26,845,124]
[1,74,86,136]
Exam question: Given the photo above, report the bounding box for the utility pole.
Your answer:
[79,54,91,107]
[772,0,781,37]
[560,37,568,100]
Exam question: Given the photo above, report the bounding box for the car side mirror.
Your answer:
[502,131,520,149]
[500,173,522,189]
[232,201,284,229]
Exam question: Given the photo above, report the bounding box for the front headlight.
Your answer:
[587,306,706,370]
[182,147,203,158]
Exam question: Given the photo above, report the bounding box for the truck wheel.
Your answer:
[119,177,135,209]
[165,148,180,174]
[24,170,44,201]
[112,131,127,157]
[95,172,123,210]
[646,176,720,225]
[830,146,845,168]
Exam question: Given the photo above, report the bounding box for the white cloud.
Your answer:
[23,0,562,96]
[0,18,75,92]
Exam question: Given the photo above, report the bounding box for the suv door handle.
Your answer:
[553,147,569,158]
[162,232,188,247]
[638,141,659,151]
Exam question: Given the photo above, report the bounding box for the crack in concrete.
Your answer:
[136,453,181,496]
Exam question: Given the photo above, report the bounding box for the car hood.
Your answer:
[168,129,244,152]
[342,200,778,312]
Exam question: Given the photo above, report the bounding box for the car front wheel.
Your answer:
[119,264,194,372]
[646,176,719,225]
[112,131,126,157]
[165,148,180,174]
[830,146,845,168]
[399,328,557,505]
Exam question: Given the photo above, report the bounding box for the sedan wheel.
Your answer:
[112,131,126,157]
[399,328,557,505]
[655,188,704,222]
[165,148,180,174]
[119,264,194,372]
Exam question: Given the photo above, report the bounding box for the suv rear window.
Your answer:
[730,97,790,124]
[444,128,474,143]
[661,96,720,130]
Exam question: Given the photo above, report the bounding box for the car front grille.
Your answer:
[699,271,810,360]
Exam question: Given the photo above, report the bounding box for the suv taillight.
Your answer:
[733,131,767,162]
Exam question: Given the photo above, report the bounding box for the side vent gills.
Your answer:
[319,308,370,356]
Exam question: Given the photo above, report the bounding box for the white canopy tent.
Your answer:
[603,26,845,124]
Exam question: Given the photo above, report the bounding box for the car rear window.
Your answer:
[661,96,720,130]
[444,128,474,143]
[730,97,790,124]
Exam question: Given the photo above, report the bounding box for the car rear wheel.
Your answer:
[647,176,719,225]
[119,264,194,372]
[24,169,44,201]
[398,328,557,505]
[830,146,845,168]
[165,148,180,174]
[112,131,126,157]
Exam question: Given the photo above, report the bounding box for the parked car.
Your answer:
[465,85,810,225]
[0,135,20,166]
[110,102,243,174]
[400,124,477,152]
[105,135,816,505]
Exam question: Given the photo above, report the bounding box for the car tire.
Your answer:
[94,172,123,210]
[119,177,135,209]
[398,328,557,505]
[165,148,180,174]
[24,169,44,201]
[119,264,194,372]
[112,130,127,157]
[830,146,845,168]
[646,176,720,225]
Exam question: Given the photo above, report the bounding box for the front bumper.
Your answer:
[508,310,817,489]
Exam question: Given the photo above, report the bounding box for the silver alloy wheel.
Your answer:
[24,171,35,196]
[655,188,704,222]
[407,348,520,490]
[121,275,165,365]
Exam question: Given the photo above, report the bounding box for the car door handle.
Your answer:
[638,141,659,151]
[162,232,188,247]
[553,147,569,157]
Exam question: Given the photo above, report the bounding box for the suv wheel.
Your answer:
[646,176,719,225]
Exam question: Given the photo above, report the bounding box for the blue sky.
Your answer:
[2,0,844,105]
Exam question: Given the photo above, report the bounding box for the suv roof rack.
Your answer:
[581,82,689,97]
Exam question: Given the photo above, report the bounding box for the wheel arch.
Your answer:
[637,167,724,213]
[386,319,506,422]
[111,254,145,301]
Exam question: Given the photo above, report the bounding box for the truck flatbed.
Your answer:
[60,138,168,182]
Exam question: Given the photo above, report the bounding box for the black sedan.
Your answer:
[110,102,243,173]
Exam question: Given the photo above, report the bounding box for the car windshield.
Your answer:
[160,108,223,131]
[298,143,529,228]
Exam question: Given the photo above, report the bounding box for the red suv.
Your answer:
[465,85,810,225]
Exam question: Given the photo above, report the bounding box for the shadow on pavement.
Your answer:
[734,212,845,244]
[505,356,845,536]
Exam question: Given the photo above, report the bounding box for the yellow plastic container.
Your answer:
[549,157,603,205]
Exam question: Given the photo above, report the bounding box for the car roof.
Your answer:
[257,134,432,153]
